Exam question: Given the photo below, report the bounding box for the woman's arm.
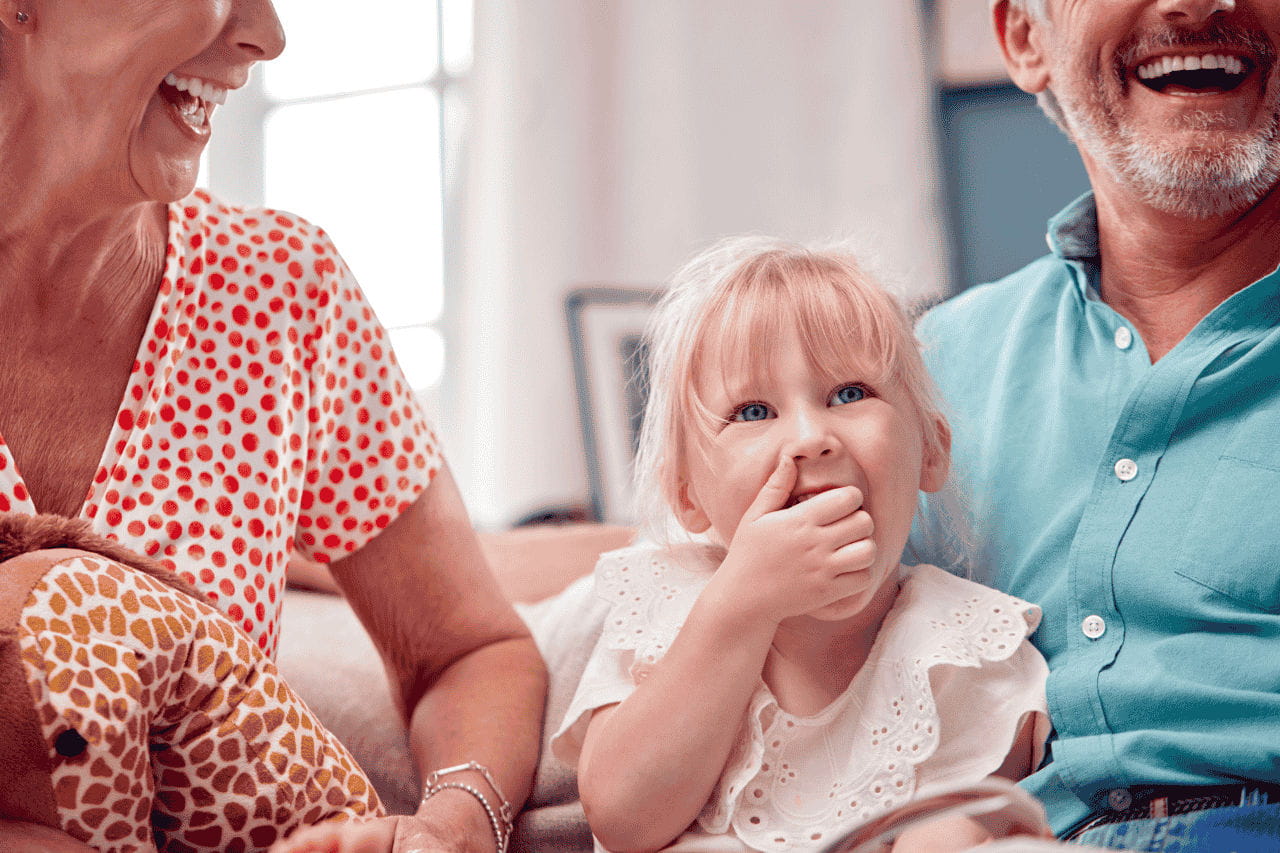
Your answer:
[327,464,548,853]
[0,821,96,852]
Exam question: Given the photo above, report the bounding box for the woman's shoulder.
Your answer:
[172,190,344,274]
[168,190,361,315]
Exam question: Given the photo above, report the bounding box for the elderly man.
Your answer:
[911,0,1280,848]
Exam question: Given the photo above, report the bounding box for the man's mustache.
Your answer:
[1115,21,1277,79]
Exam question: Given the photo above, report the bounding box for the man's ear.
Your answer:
[675,481,712,534]
[920,417,952,494]
[994,0,1052,95]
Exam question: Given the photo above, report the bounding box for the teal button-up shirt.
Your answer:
[912,193,1280,835]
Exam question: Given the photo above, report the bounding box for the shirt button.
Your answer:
[1114,458,1138,481]
[1108,788,1133,812]
[1082,615,1106,639]
[1114,326,1133,350]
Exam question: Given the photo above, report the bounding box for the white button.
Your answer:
[1108,788,1133,811]
[1082,615,1106,639]
[1114,459,1138,481]
[1114,326,1133,350]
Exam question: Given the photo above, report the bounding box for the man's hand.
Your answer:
[710,454,877,626]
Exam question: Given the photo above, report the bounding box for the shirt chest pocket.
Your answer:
[1173,408,1280,614]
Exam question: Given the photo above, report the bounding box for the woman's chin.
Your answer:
[130,98,207,202]
[131,160,201,203]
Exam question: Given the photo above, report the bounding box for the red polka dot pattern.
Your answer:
[0,190,441,656]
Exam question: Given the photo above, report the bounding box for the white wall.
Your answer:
[442,1,951,530]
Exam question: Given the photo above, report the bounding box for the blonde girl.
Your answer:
[552,237,1050,852]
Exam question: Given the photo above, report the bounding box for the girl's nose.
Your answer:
[782,412,837,461]
[229,0,287,62]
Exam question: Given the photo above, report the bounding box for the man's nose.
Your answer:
[1156,0,1236,25]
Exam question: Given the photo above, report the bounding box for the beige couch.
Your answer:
[275,524,632,851]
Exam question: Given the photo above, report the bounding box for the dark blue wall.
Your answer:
[937,84,1089,293]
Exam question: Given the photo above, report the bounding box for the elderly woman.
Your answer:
[0,0,545,851]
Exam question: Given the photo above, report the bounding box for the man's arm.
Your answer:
[328,464,548,853]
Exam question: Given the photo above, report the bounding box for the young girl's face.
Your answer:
[677,322,948,620]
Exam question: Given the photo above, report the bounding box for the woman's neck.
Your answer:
[0,200,168,327]
[764,579,900,717]
[0,88,167,307]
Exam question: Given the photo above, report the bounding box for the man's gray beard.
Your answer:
[1055,74,1280,219]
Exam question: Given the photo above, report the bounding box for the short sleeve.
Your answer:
[549,543,719,767]
[549,625,640,767]
[917,636,1051,793]
[294,229,443,563]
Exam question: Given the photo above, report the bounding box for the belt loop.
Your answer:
[1150,797,1167,819]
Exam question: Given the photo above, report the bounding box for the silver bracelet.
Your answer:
[421,762,514,853]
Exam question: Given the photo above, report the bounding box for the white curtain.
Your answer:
[442,0,950,530]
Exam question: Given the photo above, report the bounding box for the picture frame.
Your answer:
[566,286,664,524]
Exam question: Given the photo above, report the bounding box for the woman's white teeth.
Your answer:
[1136,53,1246,80]
[163,72,228,106]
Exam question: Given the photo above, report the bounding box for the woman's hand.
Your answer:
[270,809,503,853]
[268,817,399,853]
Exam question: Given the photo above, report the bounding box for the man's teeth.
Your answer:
[1136,53,1246,81]
[164,72,228,106]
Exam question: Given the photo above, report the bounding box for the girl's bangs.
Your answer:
[693,252,907,406]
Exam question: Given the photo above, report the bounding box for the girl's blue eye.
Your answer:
[732,402,774,422]
[830,384,867,406]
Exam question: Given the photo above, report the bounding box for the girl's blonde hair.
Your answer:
[633,235,949,540]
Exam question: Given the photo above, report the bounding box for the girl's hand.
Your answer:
[711,455,876,625]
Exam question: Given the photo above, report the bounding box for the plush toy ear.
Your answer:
[919,417,952,494]
[674,481,712,534]
[993,0,1053,95]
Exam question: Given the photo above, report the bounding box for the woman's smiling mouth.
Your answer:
[158,72,229,132]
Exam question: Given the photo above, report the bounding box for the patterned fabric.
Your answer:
[553,544,1050,852]
[17,551,383,853]
[0,189,442,655]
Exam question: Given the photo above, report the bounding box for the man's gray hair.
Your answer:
[1005,0,1046,19]
[1000,0,1068,133]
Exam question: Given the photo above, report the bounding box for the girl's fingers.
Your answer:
[832,537,877,573]
[743,454,799,522]
[798,486,864,526]
[821,508,874,544]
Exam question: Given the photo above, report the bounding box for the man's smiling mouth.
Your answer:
[1135,52,1252,95]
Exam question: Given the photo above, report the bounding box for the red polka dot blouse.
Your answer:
[0,189,441,655]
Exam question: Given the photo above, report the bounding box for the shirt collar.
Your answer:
[1045,191,1101,263]
[1045,190,1280,336]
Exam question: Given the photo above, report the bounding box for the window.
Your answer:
[205,0,472,397]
